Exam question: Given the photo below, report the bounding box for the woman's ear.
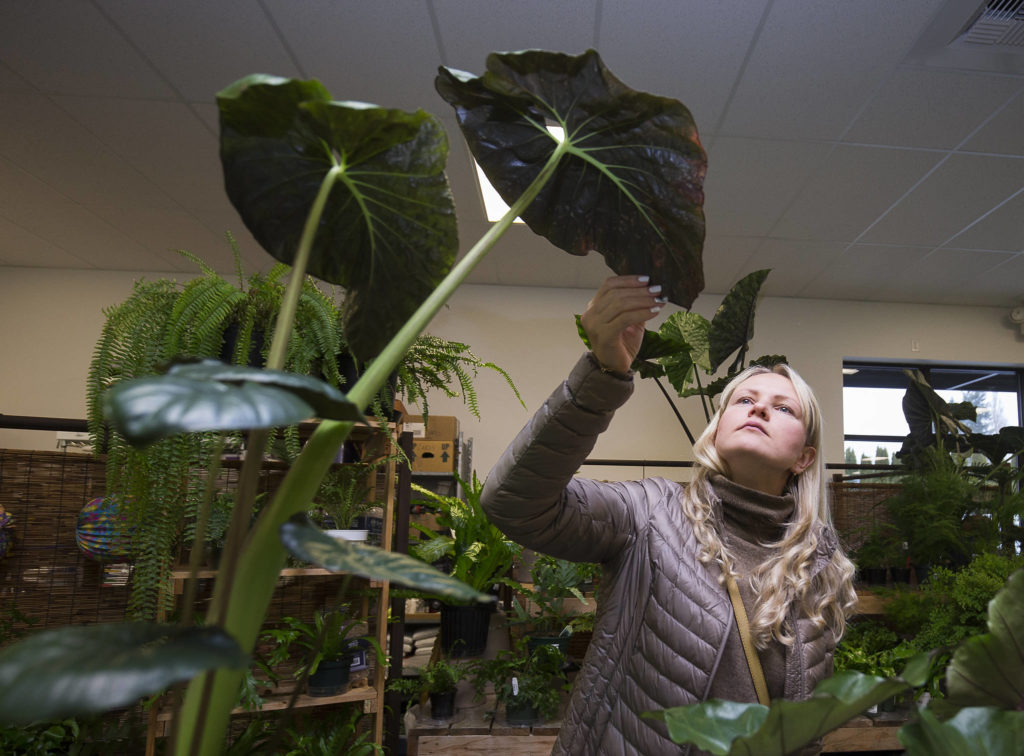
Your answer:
[790,446,816,476]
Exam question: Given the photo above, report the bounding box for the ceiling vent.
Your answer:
[957,0,1024,48]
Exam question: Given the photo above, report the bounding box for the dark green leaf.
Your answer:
[217,74,458,362]
[967,427,1024,465]
[0,623,245,724]
[279,518,493,604]
[653,651,936,755]
[437,49,706,308]
[900,707,1024,756]
[945,568,1024,711]
[104,375,314,447]
[166,360,361,422]
[645,700,768,755]
[708,270,770,373]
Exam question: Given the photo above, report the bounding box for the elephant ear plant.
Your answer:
[0,49,707,755]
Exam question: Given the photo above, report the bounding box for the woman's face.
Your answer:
[713,372,816,495]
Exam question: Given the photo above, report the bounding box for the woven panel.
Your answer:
[828,480,900,551]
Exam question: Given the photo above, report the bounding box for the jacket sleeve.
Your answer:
[480,352,644,564]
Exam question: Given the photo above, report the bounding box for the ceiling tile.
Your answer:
[953,253,1024,306]
[97,0,300,102]
[265,0,443,113]
[721,0,946,140]
[0,216,88,268]
[771,145,941,242]
[860,153,1024,246]
[806,244,932,301]
[434,0,599,71]
[961,88,1024,157]
[945,187,1024,252]
[0,1,175,98]
[842,67,1022,150]
[890,247,1017,305]
[704,137,833,236]
[701,236,762,294]
[737,238,847,296]
[598,0,771,129]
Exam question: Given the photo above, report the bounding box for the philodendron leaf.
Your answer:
[217,74,457,362]
[650,651,935,756]
[0,623,245,724]
[279,518,492,604]
[900,707,1024,756]
[437,49,706,309]
[103,360,361,447]
[708,269,770,373]
[945,567,1024,712]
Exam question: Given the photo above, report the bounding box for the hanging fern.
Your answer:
[396,334,524,420]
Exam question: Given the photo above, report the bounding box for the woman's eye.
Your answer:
[737,397,753,405]
[776,405,793,414]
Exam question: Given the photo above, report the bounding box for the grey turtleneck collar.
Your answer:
[710,473,795,544]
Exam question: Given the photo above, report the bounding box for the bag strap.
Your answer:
[725,574,771,706]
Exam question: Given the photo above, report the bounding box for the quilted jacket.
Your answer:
[481,353,838,755]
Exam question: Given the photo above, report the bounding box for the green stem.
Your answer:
[175,144,569,755]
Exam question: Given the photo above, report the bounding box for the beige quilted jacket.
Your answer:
[481,353,838,755]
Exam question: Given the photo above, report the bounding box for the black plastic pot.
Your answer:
[505,698,539,726]
[307,658,351,697]
[525,635,571,657]
[440,602,491,658]
[859,567,887,585]
[889,566,911,584]
[429,689,456,720]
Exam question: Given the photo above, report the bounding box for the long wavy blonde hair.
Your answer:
[680,363,857,649]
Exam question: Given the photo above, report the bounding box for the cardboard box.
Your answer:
[412,439,456,472]
[404,414,459,442]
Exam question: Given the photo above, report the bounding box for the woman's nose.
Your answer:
[747,400,768,418]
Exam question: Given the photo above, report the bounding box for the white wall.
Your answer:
[2,267,1021,482]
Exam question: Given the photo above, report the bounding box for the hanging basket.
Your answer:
[76,495,133,562]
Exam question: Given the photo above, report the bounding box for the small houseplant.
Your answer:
[386,657,469,720]
[503,554,598,652]
[265,609,372,698]
[410,472,522,657]
[470,638,569,725]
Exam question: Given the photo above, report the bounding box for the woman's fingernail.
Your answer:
[648,284,662,294]
[637,275,650,283]
[654,296,668,304]
[650,306,662,314]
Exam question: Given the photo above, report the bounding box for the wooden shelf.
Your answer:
[169,567,382,595]
[405,612,442,624]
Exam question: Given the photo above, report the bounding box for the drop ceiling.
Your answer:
[1,0,1022,307]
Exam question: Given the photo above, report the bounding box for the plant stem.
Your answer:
[653,376,695,445]
[175,143,569,756]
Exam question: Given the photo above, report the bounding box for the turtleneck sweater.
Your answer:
[706,473,795,703]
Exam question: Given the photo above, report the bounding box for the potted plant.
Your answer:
[265,609,370,698]
[410,472,522,657]
[386,657,469,720]
[503,554,599,654]
[312,462,387,543]
[469,638,569,725]
[0,50,711,755]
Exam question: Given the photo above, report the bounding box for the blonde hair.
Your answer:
[680,363,857,648]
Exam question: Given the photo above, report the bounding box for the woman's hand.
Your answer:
[580,275,666,374]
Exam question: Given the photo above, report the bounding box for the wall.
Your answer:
[1,267,1021,481]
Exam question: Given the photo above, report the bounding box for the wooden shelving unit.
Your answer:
[146,421,405,753]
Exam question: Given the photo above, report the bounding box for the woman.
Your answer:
[481,275,857,755]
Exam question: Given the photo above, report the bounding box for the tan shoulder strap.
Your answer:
[725,574,771,706]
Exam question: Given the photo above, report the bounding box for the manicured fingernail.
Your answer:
[637,275,650,283]
[654,296,668,304]
[650,306,662,314]
[648,284,662,294]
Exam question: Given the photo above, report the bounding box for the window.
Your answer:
[842,362,1024,467]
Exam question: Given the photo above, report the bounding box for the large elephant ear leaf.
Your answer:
[436,49,706,309]
[944,568,1024,712]
[217,74,458,362]
[279,517,492,604]
[899,707,1024,756]
[0,623,245,724]
[708,269,770,373]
